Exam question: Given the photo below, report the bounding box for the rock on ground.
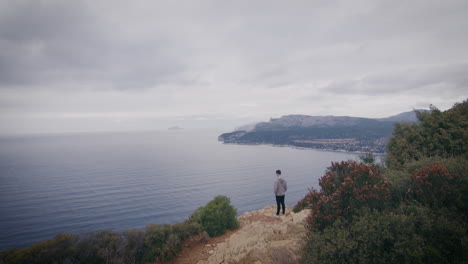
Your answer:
[197,205,311,264]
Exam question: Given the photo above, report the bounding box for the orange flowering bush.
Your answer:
[307,161,391,231]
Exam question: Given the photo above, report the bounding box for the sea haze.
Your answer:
[0,130,359,250]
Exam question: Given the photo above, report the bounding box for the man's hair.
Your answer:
[276,170,281,175]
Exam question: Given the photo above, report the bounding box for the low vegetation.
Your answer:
[0,195,238,264]
[294,100,467,263]
[191,195,239,237]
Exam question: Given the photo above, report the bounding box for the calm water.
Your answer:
[0,130,359,250]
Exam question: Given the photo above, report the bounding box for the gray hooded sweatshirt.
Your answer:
[274,177,288,196]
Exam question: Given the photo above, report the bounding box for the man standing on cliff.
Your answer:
[274,170,287,216]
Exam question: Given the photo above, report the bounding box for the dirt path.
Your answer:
[160,212,281,264]
[159,205,305,264]
[159,226,241,264]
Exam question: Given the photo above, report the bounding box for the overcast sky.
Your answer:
[0,0,467,134]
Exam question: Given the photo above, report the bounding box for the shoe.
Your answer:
[273,214,279,217]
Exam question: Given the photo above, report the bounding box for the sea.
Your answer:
[0,130,360,250]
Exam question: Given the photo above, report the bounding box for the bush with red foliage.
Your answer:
[306,161,391,231]
[293,188,322,213]
[408,163,459,207]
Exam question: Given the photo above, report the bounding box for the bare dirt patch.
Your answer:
[157,227,240,264]
[157,206,297,264]
[239,211,291,224]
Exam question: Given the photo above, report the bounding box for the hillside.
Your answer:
[219,111,421,153]
[170,205,310,264]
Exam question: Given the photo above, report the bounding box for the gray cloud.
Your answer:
[0,0,187,89]
[321,63,468,96]
[2,0,468,90]
[0,0,467,133]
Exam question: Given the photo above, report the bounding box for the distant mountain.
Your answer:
[234,122,258,132]
[376,110,426,123]
[218,110,424,153]
[255,115,388,130]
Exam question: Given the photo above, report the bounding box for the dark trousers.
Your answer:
[275,195,285,215]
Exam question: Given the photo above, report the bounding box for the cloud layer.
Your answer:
[0,0,467,133]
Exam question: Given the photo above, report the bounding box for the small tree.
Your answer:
[386,100,468,167]
[191,195,239,237]
[359,152,376,165]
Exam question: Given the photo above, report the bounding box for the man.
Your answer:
[274,169,287,216]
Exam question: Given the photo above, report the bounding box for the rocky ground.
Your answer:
[162,205,311,264]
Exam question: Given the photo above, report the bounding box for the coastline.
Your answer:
[220,141,386,156]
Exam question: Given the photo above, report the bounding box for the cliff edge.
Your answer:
[197,205,310,264]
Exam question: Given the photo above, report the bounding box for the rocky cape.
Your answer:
[197,205,310,264]
[218,111,424,153]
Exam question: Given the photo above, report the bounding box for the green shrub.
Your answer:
[359,152,377,165]
[386,100,468,167]
[76,230,123,264]
[0,207,205,264]
[383,157,468,213]
[143,224,172,262]
[302,208,465,264]
[171,220,202,240]
[386,122,425,167]
[0,196,233,264]
[165,221,202,258]
[122,228,145,264]
[0,233,79,264]
[191,195,239,237]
